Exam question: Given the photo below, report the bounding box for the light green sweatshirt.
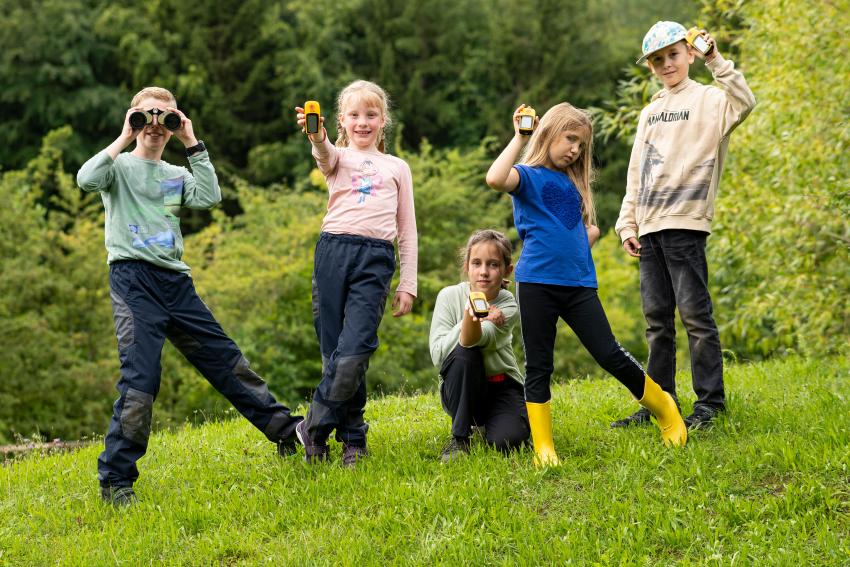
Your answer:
[429,282,523,384]
[77,150,220,273]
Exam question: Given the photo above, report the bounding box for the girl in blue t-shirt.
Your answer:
[486,103,687,465]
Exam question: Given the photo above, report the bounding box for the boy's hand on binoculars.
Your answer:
[392,291,414,317]
[294,106,326,143]
[166,107,198,147]
[120,107,143,145]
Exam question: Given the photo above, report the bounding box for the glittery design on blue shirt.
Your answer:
[541,180,582,230]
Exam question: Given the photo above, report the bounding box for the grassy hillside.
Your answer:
[1,356,848,565]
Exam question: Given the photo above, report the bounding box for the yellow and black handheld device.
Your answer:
[686,28,713,57]
[518,106,536,136]
[304,100,321,135]
[469,291,490,318]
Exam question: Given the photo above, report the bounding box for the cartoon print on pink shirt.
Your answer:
[351,160,383,203]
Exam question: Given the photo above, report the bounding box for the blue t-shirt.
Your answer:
[510,164,597,288]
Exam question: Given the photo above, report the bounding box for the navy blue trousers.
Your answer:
[304,233,395,446]
[98,261,301,488]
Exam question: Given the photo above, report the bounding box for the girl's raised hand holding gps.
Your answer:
[295,104,326,143]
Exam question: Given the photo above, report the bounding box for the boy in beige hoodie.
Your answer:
[614,21,756,430]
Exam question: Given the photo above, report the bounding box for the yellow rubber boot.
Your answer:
[526,401,560,466]
[638,376,687,447]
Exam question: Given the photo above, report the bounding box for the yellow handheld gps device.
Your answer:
[469,291,490,318]
[686,28,713,57]
[518,106,536,136]
[304,101,321,135]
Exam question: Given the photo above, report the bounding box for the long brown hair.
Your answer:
[335,80,393,153]
[459,230,513,289]
[520,102,597,226]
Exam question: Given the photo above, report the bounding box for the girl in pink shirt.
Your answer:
[293,80,417,466]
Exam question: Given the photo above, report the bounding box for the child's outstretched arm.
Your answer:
[485,105,536,192]
[294,105,339,176]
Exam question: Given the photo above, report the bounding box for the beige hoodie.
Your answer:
[616,53,756,241]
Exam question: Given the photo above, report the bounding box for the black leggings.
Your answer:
[516,282,645,404]
[440,345,530,452]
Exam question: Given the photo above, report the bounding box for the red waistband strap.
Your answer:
[486,373,506,383]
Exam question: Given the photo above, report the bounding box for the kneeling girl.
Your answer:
[429,230,530,461]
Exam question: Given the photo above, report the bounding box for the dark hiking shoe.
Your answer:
[341,443,368,468]
[101,485,137,507]
[277,436,298,457]
[277,419,303,456]
[295,420,329,463]
[685,406,723,430]
[610,407,652,428]
[439,436,470,463]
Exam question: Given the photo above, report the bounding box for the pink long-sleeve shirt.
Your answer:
[312,136,418,296]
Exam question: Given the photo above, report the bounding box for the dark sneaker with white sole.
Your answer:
[610,407,652,428]
[341,443,368,468]
[439,436,470,463]
[685,406,723,430]
[295,420,329,463]
[101,485,137,507]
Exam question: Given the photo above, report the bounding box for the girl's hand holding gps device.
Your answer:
[517,106,537,136]
[295,101,324,142]
[469,291,490,319]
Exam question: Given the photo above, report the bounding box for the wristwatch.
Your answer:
[185,140,206,157]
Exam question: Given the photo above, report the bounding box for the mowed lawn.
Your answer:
[1,356,848,565]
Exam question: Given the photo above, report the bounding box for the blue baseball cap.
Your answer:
[637,21,687,64]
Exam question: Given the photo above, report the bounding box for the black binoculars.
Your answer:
[129,108,181,131]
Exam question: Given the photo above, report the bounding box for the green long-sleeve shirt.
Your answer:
[429,282,523,384]
[77,150,220,273]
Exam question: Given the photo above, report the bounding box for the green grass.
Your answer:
[2,356,848,565]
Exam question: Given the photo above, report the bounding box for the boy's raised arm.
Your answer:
[707,51,757,136]
[77,108,143,192]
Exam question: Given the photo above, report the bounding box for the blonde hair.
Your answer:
[459,230,513,289]
[520,103,596,225]
[335,80,392,153]
[131,87,176,107]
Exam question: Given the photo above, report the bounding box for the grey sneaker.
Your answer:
[440,436,470,463]
[295,420,329,463]
[341,443,368,468]
[610,407,652,428]
[101,485,137,507]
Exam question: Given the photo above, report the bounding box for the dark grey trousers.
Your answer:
[639,229,725,410]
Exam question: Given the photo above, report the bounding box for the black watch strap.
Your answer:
[185,140,206,157]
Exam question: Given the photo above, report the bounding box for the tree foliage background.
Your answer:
[0,0,846,442]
